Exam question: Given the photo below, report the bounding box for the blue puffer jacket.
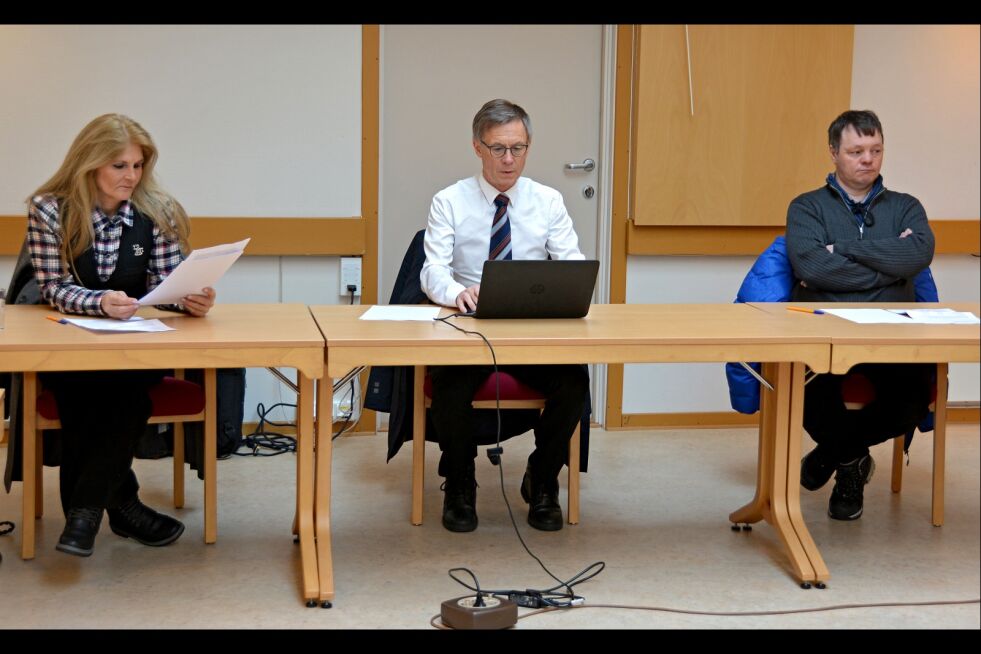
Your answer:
[725,236,938,436]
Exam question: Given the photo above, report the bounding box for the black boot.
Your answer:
[800,445,837,491]
[108,496,184,546]
[441,474,478,533]
[829,454,875,521]
[520,465,563,531]
[57,507,104,557]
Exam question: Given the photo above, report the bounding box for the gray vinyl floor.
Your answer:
[1,424,978,629]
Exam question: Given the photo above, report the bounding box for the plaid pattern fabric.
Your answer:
[27,194,183,315]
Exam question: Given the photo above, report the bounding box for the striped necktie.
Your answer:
[489,194,512,260]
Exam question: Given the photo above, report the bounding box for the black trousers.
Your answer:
[40,370,164,515]
[803,363,933,463]
[428,364,588,483]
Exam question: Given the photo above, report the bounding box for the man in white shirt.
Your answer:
[421,99,589,533]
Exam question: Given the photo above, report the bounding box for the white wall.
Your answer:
[0,25,362,217]
[851,25,980,219]
[0,25,364,423]
[622,25,981,415]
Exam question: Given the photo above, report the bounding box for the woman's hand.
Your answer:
[182,287,216,317]
[100,290,140,320]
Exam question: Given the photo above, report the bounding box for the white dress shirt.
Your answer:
[421,174,584,307]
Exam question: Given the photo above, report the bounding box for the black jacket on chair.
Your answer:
[365,230,592,470]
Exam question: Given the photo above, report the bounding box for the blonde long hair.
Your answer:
[29,113,190,262]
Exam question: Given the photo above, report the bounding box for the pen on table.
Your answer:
[786,306,825,315]
[45,314,67,324]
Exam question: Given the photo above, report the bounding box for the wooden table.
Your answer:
[310,303,834,601]
[0,304,325,604]
[750,301,981,527]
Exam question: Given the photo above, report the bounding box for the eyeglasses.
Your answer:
[480,140,529,159]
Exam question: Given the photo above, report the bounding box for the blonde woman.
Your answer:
[27,114,215,556]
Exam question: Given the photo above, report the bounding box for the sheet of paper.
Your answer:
[823,308,915,324]
[901,309,980,325]
[359,305,441,321]
[61,317,175,333]
[139,238,250,305]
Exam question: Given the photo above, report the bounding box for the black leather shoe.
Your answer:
[800,446,837,491]
[56,507,104,557]
[520,467,563,531]
[108,496,184,546]
[441,478,478,533]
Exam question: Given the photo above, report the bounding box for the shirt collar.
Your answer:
[477,174,519,208]
[93,200,135,232]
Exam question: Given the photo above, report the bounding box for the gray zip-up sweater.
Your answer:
[785,183,935,302]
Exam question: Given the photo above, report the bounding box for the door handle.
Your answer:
[564,158,595,172]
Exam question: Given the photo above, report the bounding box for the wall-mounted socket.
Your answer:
[340,257,362,297]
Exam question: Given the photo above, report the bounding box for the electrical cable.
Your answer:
[433,313,604,608]
[248,288,363,451]
[232,401,297,457]
[429,597,981,629]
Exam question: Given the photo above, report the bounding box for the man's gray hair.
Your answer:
[472,99,532,141]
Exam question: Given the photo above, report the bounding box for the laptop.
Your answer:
[467,259,599,319]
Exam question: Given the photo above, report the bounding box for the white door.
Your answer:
[380,24,605,289]
[379,25,609,421]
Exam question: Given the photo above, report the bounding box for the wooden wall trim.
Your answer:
[8,216,974,258]
[626,220,981,256]
[192,217,366,255]
[1,215,368,257]
[615,408,979,430]
[6,408,976,445]
[620,412,760,429]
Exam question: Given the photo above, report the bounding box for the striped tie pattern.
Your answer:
[489,194,512,261]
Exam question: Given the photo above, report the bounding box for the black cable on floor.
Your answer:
[434,314,604,608]
[232,401,297,456]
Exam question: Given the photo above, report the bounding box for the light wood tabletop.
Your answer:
[0,303,325,605]
[314,303,831,375]
[746,302,980,373]
[748,301,980,529]
[310,303,835,599]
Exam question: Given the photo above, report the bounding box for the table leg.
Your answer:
[932,363,949,527]
[766,362,819,584]
[729,362,776,525]
[411,366,425,526]
[21,372,37,560]
[783,362,829,584]
[204,368,217,544]
[315,375,335,605]
[291,373,319,604]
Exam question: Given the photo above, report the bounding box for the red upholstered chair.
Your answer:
[840,365,947,525]
[31,370,209,526]
[410,369,582,526]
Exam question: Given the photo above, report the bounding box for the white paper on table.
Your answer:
[900,309,981,325]
[359,306,441,321]
[139,238,250,305]
[61,316,175,332]
[822,308,914,324]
